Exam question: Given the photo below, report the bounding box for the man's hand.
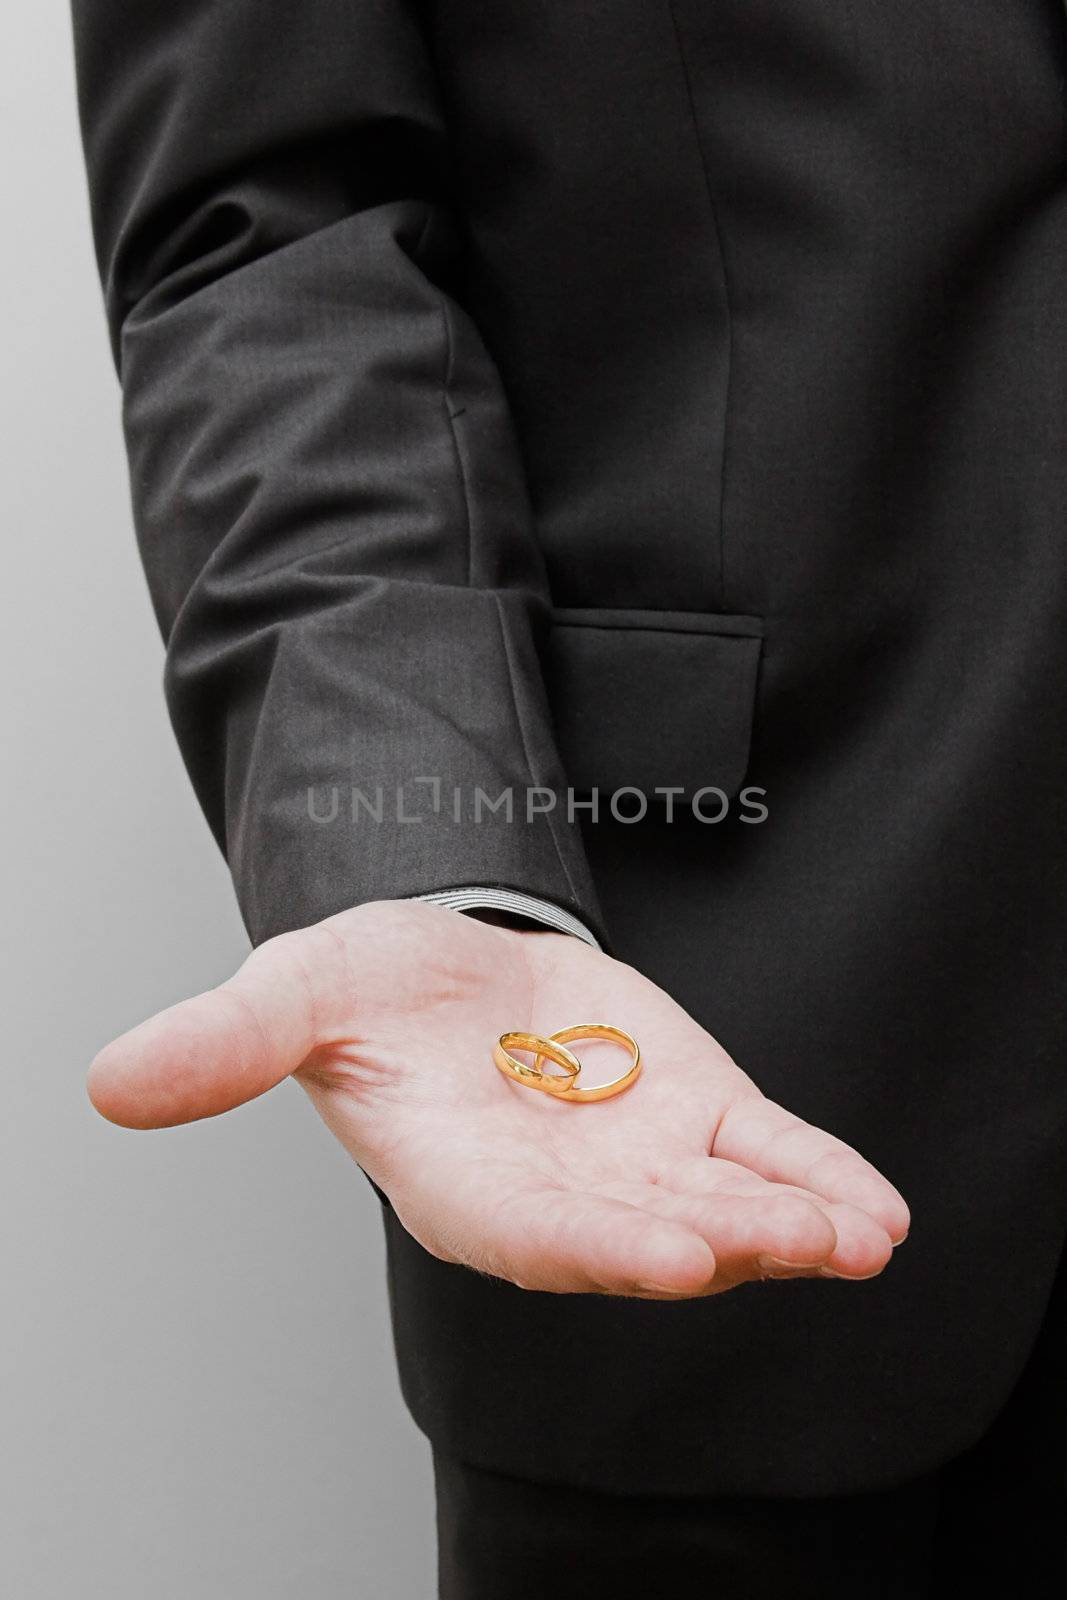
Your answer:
[89,901,909,1298]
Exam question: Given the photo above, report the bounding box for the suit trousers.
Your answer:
[434,1241,1065,1599]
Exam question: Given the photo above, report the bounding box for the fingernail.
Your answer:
[817,1267,846,1278]
[757,1254,819,1275]
[636,1282,687,1296]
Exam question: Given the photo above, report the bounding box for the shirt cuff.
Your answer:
[413,887,601,949]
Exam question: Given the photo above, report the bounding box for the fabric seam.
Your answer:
[491,591,583,912]
[667,0,734,611]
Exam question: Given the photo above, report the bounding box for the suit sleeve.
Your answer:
[70,0,607,947]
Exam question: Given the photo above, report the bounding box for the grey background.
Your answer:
[1,9,435,1595]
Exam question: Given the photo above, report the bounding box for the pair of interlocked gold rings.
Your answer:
[493,1024,641,1103]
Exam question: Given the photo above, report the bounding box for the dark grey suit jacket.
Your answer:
[72,0,1067,1496]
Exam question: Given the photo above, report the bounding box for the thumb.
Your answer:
[88,925,346,1129]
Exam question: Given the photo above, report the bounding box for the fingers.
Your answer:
[457,1180,861,1301]
[88,925,346,1128]
[469,1188,719,1298]
[656,1159,895,1281]
[642,1192,842,1288]
[712,1096,911,1244]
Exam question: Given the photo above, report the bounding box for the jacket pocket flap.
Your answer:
[545,608,762,801]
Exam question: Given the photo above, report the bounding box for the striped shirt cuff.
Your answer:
[413,887,601,949]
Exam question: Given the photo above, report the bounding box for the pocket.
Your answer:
[544,607,763,801]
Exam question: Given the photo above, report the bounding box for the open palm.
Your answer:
[90,900,908,1298]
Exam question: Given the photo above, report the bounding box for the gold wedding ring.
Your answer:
[493,1024,642,1103]
[535,1024,642,1102]
[493,1031,584,1095]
